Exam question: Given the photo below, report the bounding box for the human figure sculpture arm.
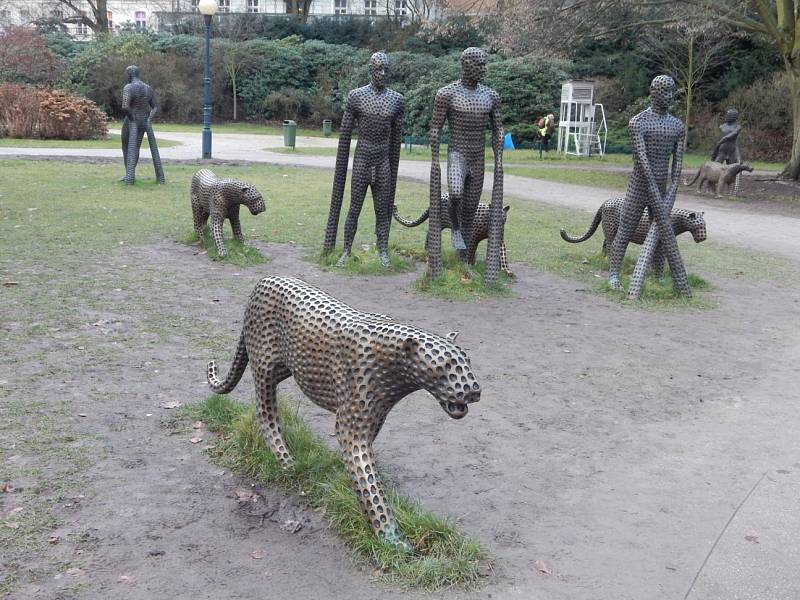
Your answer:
[121,84,133,119]
[666,125,685,207]
[630,114,663,202]
[148,91,158,124]
[322,93,357,254]
[388,96,404,206]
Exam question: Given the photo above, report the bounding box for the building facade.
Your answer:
[0,0,423,39]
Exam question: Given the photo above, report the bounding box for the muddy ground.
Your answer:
[2,234,800,600]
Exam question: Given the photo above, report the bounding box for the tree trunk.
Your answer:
[781,65,800,180]
[93,0,109,33]
[232,72,237,121]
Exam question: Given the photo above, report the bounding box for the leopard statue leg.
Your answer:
[500,241,514,278]
[336,402,411,553]
[210,213,227,257]
[229,205,245,243]
[253,364,294,467]
[191,197,208,244]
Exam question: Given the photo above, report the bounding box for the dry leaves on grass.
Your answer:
[48,535,60,544]
[160,401,183,410]
[189,436,203,444]
[0,482,13,493]
[192,421,205,429]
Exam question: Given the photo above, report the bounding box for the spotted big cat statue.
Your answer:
[207,276,481,551]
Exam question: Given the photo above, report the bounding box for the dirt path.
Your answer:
[3,233,800,599]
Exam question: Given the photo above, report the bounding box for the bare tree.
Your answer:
[285,0,314,22]
[641,24,731,150]
[53,0,110,34]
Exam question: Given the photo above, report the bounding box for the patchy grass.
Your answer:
[109,120,327,138]
[413,251,513,301]
[184,226,268,266]
[192,394,491,590]
[0,160,793,311]
[316,245,415,275]
[0,133,180,149]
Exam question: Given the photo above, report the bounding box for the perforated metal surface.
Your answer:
[322,52,404,268]
[120,66,165,186]
[207,276,480,551]
[606,75,691,299]
[427,48,505,284]
[393,193,513,277]
[190,169,265,258]
[560,197,707,279]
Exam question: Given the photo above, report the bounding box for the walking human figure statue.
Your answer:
[607,74,691,300]
[322,52,404,268]
[712,107,743,195]
[427,47,505,284]
[120,65,165,185]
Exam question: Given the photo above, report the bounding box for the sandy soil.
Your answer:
[2,236,800,600]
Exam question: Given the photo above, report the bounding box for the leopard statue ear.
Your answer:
[688,212,697,219]
[446,331,460,342]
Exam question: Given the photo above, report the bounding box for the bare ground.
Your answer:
[2,236,800,600]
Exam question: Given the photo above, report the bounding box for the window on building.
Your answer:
[135,10,146,28]
[334,0,347,15]
[107,10,113,29]
[394,0,407,15]
[218,0,230,13]
[191,0,200,12]
[364,0,377,15]
[0,9,10,24]
[19,9,32,23]
[247,0,260,12]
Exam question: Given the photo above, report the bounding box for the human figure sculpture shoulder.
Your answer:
[322,52,404,268]
[606,74,692,299]
[120,65,165,185]
[426,47,505,284]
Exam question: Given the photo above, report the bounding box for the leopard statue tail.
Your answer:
[560,207,602,243]
[392,204,430,227]
[207,330,248,394]
[683,167,703,186]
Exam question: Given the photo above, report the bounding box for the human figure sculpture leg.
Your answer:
[447,151,468,250]
[337,157,370,267]
[121,117,130,178]
[459,161,485,264]
[372,158,393,267]
[123,120,143,185]
[606,183,647,290]
[146,123,166,184]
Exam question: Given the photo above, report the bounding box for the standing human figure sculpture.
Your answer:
[607,75,691,299]
[120,65,165,185]
[711,108,743,195]
[427,47,505,284]
[322,52,404,268]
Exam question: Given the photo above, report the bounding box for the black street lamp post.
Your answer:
[198,0,217,159]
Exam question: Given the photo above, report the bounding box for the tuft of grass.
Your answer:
[316,245,415,275]
[413,251,513,301]
[191,394,492,590]
[184,226,268,266]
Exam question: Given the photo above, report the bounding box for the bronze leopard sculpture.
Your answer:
[190,169,265,258]
[207,276,481,552]
[683,161,753,197]
[560,197,707,278]
[393,193,514,277]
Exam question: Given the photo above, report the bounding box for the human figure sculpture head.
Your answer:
[724,108,739,123]
[125,65,140,83]
[460,47,487,88]
[368,52,390,91]
[650,75,675,114]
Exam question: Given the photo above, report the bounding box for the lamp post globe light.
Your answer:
[198,0,217,159]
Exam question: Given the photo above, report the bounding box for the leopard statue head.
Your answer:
[241,184,265,216]
[683,211,707,243]
[403,330,481,419]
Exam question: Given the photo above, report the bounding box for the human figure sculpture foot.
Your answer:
[451,229,467,250]
[379,249,391,268]
[335,250,350,268]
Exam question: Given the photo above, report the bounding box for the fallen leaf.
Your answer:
[118,574,133,583]
[235,489,259,503]
[4,522,19,529]
[8,507,23,515]
[250,549,267,560]
[192,421,205,429]
[371,568,383,577]
[476,559,493,577]
[148,549,165,557]
[48,535,60,544]
[0,483,13,493]
[65,568,85,577]
[189,436,203,444]
[563,349,571,353]
[2,281,19,287]
[92,320,110,327]
[78,413,87,417]
[535,559,552,575]
[160,401,182,410]
[745,535,759,544]
[281,519,302,533]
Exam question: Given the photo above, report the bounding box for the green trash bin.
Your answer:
[283,119,297,148]
[322,119,332,137]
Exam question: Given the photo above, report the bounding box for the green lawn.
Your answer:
[504,166,629,189]
[0,159,791,308]
[0,133,180,149]
[109,120,329,138]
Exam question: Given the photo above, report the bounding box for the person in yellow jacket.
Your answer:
[536,113,556,155]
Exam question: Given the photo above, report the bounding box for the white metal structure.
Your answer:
[557,80,607,157]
